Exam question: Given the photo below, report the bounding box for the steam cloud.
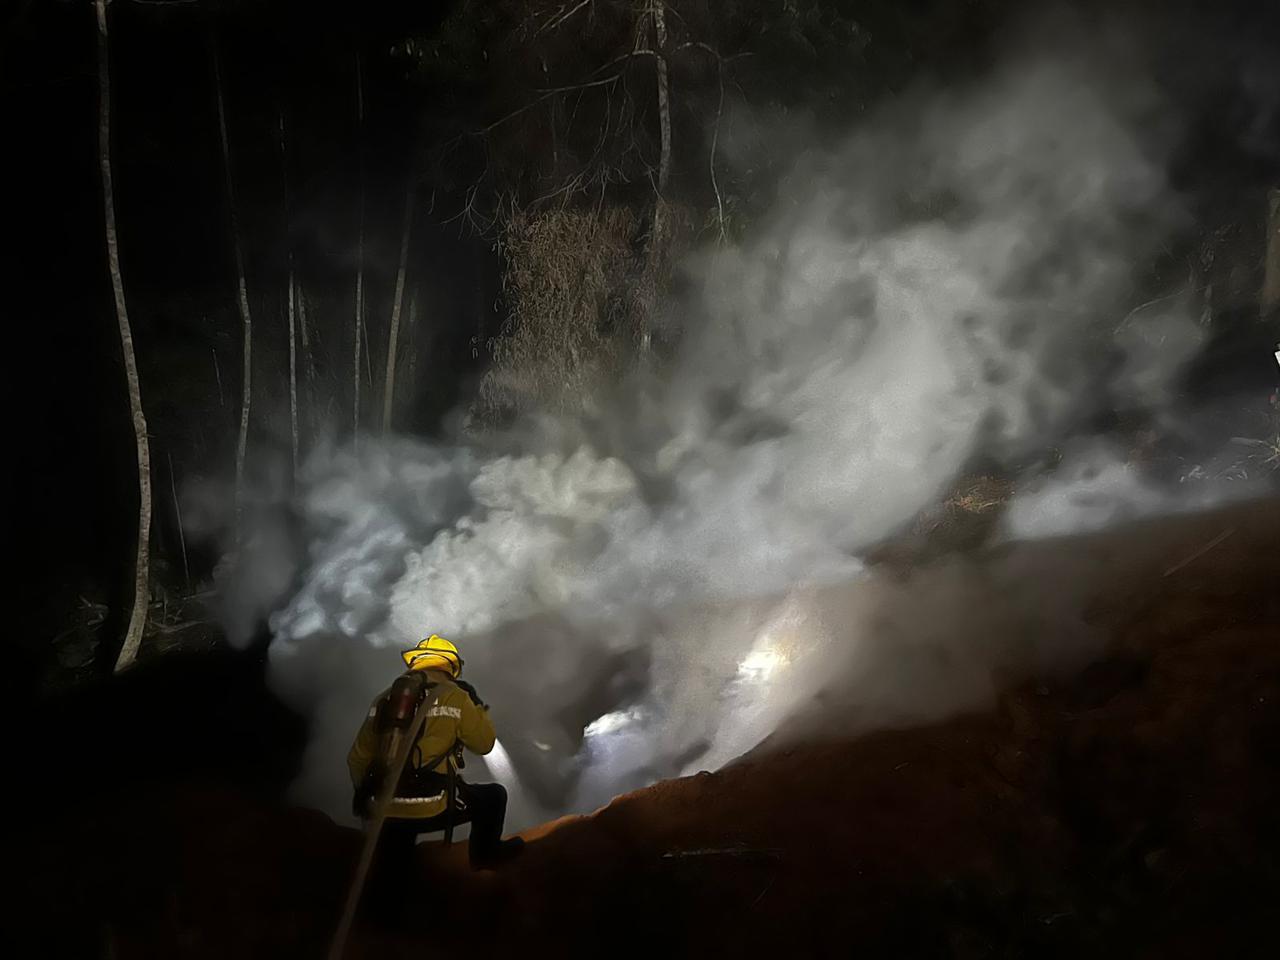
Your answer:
[241,43,1248,828]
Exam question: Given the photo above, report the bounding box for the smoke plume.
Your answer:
[243,41,1253,829]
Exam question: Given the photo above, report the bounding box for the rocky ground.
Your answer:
[12,497,1280,958]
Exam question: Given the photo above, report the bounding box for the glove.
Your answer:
[455,679,487,708]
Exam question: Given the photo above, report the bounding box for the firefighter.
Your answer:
[348,634,524,875]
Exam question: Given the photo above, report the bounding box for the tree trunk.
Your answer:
[278,104,299,478]
[406,287,419,409]
[1264,187,1280,317]
[213,39,252,544]
[353,51,365,442]
[167,451,190,591]
[96,0,152,674]
[381,179,415,433]
[651,1,671,200]
[287,263,299,475]
[639,0,672,355]
[297,284,317,436]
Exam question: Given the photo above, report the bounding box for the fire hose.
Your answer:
[327,684,441,960]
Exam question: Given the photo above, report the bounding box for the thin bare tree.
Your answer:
[650,0,671,204]
[278,103,299,477]
[213,39,253,543]
[96,0,152,673]
[381,179,415,432]
[353,51,366,441]
[167,451,190,591]
[1264,187,1280,317]
[298,285,317,430]
[406,287,419,396]
[638,0,672,354]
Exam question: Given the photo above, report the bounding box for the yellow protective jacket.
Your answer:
[347,672,496,819]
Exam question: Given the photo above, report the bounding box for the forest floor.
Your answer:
[12,496,1280,959]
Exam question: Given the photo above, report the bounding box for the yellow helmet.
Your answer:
[401,634,463,677]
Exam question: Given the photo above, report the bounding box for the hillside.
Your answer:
[13,497,1280,958]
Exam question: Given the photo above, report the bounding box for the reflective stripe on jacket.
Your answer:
[346,671,496,819]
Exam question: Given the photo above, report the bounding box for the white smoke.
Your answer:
[255,47,1226,828]
[1000,439,1261,540]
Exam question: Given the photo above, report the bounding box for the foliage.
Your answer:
[477,203,639,419]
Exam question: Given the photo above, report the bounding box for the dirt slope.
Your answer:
[12,498,1280,958]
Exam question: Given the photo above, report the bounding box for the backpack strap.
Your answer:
[385,676,465,836]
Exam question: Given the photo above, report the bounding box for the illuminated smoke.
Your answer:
[249,46,1232,828]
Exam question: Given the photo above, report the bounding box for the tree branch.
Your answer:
[709,52,726,244]
[536,0,595,37]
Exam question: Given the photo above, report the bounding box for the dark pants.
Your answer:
[375,780,509,886]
